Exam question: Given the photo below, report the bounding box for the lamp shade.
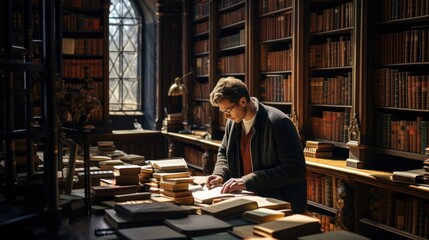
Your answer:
[168,77,188,96]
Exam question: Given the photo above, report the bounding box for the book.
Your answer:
[116,225,188,240]
[119,154,146,165]
[242,208,285,223]
[303,146,333,153]
[162,177,195,184]
[114,192,151,202]
[159,181,189,191]
[113,165,142,175]
[163,214,233,237]
[149,157,188,171]
[230,225,259,239]
[253,214,321,239]
[104,208,163,229]
[91,185,140,197]
[237,195,291,210]
[305,140,334,150]
[297,230,370,240]
[200,197,258,220]
[192,186,255,204]
[114,201,189,221]
[391,168,425,184]
[114,174,140,185]
[160,189,193,198]
[152,172,190,181]
[303,150,333,158]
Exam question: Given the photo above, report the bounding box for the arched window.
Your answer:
[109,0,142,112]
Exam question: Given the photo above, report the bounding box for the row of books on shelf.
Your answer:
[259,11,292,41]
[379,0,429,21]
[63,14,102,32]
[194,21,209,35]
[375,29,429,64]
[306,171,338,208]
[218,53,245,74]
[309,37,353,68]
[375,114,428,155]
[62,59,103,78]
[310,74,353,106]
[309,109,351,143]
[62,38,104,55]
[259,0,293,15]
[193,0,210,20]
[260,47,293,72]
[309,1,354,33]
[194,39,209,54]
[374,69,429,110]
[367,186,429,238]
[260,74,292,102]
[218,6,244,27]
[219,29,245,50]
[63,0,102,9]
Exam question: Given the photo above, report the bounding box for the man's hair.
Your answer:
[209,76,250,106]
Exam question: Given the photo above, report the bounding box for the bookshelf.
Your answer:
[1,0,62,232]
[303,0,355,157]
[371,0,429,167]
[60,0,110,132]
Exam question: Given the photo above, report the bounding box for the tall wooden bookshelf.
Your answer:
[60,0,110,132]
[1,0,62,233]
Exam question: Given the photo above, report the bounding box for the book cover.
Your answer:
[253,214,321,239]
[114,192,151,202]
[91,185,140,197]
[242,207,285,223]
[159,181,189,191]
[192,186,255,204]
[149,157,188,171]
[114,201,189,221]
[116,225,187,240]
[392,168,425,184]
[303,150,333,158]
[237,195,291,210]
[104,209,163,229]
[160,189,193,198]
[305,140,334,149]
[113,165,142,175]
[200,197,258,220]
[163,214,233,237]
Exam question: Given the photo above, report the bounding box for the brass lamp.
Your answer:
[168,76,188,96]
[168,72,193,133]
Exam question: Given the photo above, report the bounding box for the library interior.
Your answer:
[1,0,429,239]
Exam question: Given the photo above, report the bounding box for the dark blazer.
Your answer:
[212,98,307,213]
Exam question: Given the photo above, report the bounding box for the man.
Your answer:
[205,76,307,213]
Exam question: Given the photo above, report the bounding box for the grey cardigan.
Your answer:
[212,98,307,213]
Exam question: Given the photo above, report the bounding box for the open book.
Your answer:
[192,186,254,204]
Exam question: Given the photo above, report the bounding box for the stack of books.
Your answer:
[424,147,429,184]
[113,165,141,186]
[149,157,189,173]
[162,112,184,132]
[98,159,124,170]
[159,176,195,205]
[119,154,146,165]
[252,214,322,239]
[139,164,154,191]
[303,140,334,158]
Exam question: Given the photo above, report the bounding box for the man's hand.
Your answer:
[205,175,223,189]
[221,178,246,193]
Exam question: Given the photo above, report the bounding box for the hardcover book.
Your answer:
[114,201,189,221]
[104,208,163,229]
[242,207,285,223]
[200,197,258,220]
[391,168,425,184]
[192,186,255,204]
[305,140,334,150]
[163,214,233,237]
[253,214,321,239]
[113,165,142,175]
[149,157,188,171]
[237,195,291,210]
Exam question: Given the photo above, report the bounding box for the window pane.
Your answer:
[109,0,142,112]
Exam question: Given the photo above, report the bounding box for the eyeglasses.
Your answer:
[219,101,238,115]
